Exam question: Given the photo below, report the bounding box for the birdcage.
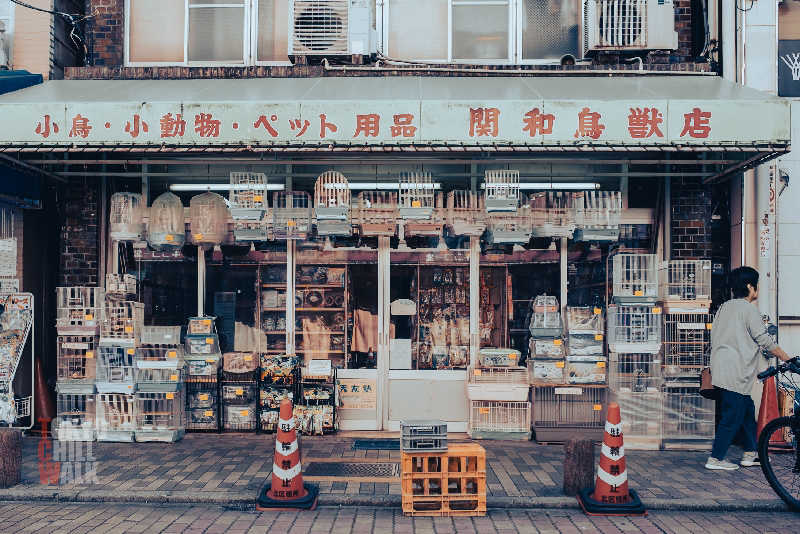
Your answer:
[0,238,16,278]
[135,390,185,442]
[223,403,257,432]
[485,210,532,245]
[56,335,97,393]
[109,192,144,242]
[272,191,312,240]
[662,313,711,378]
[469,401,531,440]
[96,345,136,394]
[574,191,622,242]
[100,301,143,346]
[661,383,714,449]
[567,307,604,334]
[314,171,352,236]
[528,191,577,238]
[484,170,520,212]
[608,353,662,392]
[565,358,607,384]
[532,385,607,442]
[528,358,565,384]
[229,171,268,220]
[399,172,436,219]
[529,295,563,337]
[190,192,229,247]
[96,393,136,442]
[147,191,185,250]
[105,273,137,297]
[467,367,529,401]
[55,393,96,442]
[612,389,663,450]
[607,305,662,354]
[354,191,397,236]
[187,382,219,431]
[136,362,184,392]
[446,190,486,236]
[56,287,104,335]
[660,260,712,311]
[612,254,659,304]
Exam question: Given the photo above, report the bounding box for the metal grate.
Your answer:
[591,0,647,49]
[292,0,350,55]
[660,260,712,304]
[304,462,399,477]
[662,313,711,377]
[607,305,662,354]
[484,170,520,212]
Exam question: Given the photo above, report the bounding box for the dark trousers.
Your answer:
[711,388,758,460]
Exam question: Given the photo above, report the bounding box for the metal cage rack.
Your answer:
[484,170,520,212]
[662,313,711,378]
[272,191,312,240]
[612,254,659,304]
[660,260,712,311]
[607,305,662,354]
[223,402,257,432]
[532,385,607,442]
[608,352,662,393]
[96,393,136,442]
[96,345,136,394]
[56,335,97,393]
[135,390,185,442]
[314,171,352,236]
[355,191,398,236]
[55,393,96,442]
[56,287,104,335]
[574,191,621,242]
[468,400,531,440]
[186,381,219,432]
[446,190,486,237]
[528,191,577,238]
[661,383,714,449]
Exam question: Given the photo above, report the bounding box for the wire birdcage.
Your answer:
[567,307,604,334]
[447,190,486,236]
[608,352,662,392]
[229,172,268,219]
[314,171,352,236]
[187,382,219,431]
[96,345,136,393]
[528,191,577,238]
[96,393,136,442]
[56,287,104,335]
[484,170,520,212]
[662,384,714,448]
[612,254,659,304]
[485,206,532,245]
[532,386,607,440]
[467,367,529,401]
[56,335,97,392]
[109,192,144,242]
[136,328,184,393]
[190,192,229,246]
[147,191,185,250]
[574,191,622,241]
[55,393,96,442]
[272,191,312,240]
[469,400,531,439]
[105,273,137,297]
[662,313,711,378]
[100,301,143,346]
[135,390,185,442]
[660,260,712,310]
[399,172,435,219]
[607,305,662,354]
[354,191,398,236]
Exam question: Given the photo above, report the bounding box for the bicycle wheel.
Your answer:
[758,416,800,511]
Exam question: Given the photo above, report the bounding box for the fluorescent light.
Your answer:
[325,183,442,190]
[169,183,285,192]
[480,182,601,190]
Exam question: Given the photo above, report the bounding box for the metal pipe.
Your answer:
[0,154,67,183]
[197,247,205,316]
[20,158,741,166]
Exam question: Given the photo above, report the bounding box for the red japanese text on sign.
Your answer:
[319,114,338,138]
[574,107,605,139]
[69,114,92,139]
[522,108,554,137]
[195,113,221,138]
[124,114,149,138]
[680,107,711,138]
[160,113,186,138]
[627,107,663,138]
[354,114,380,137]
[289,119,310,138]
[469,107,500,137]
[390,114,417,138]
[35,115,59,138]
[254,114,279,137]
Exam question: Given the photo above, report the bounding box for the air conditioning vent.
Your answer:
[587,0,677,52]
[291,0,350,55]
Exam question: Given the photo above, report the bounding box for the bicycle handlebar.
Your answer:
[758,357,800,381]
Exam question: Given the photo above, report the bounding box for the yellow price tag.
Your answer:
[236,388,244,395]
[287,220,296,227]
[634,290,643,296]
[166,393,175,400]
[597,361,606,368]
[553,339,562,346]
[595,334,603,341]
[412,200,421,208]
[254,195,263,202]
[170,374,178,381]
[194,233,204,240]
[593,307,602,315]
[125,326,133,333]
[706,323,712,330]
[508,353,517,359]
[244,355,253,362]
[556,361,565,368]
[203,319,211,325]
[86,351,94,359]
[240,409,249,417]
[474,369,482,376]
[479,407,490,414]
[593,404,602,411]
[199,394,209,401]
[652,307,662,315]
[165,234,174,242]
[204,410,214,417]
[127,348,135,355]
[206,358,216,363]
[168,351,177,358]
[84,314,94,321]
[206,338,214,345]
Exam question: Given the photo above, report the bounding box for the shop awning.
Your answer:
[0,76,788,161]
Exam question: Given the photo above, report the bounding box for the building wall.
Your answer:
[12,0,53,79]
[59,178,98,287]
[671,176,712,261]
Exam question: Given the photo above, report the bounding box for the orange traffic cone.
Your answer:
[577,402,647,516]
[256,398,318,511]
[757,376,787,449]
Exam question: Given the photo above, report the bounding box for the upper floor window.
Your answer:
[0,1,13,68]
[126,0,289,65]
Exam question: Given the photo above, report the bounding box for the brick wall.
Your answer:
[671,176,712,260]
[674,0,694,63]
[85,0,123,67]
[59,178,98,286]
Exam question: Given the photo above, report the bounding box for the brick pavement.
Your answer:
[0,502,796,534]
[11,434,781,509]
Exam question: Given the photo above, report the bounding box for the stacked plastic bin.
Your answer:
[134,326,185,442]
[221,352,258,432]
[565,307,607,385]
[55,287,103,442]
[528,295,566,385]
[259,354,298,433]
[184,317,221,432]
[468,348,530,441]
[608,253,664,449]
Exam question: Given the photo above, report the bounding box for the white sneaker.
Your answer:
[740,452,760,467]
[705,457,740,470]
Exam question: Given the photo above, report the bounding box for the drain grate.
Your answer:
[353,439,400,451]
[303,462,399,478]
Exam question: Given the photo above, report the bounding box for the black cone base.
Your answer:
[577,487,647,517]
[257,482,319,511]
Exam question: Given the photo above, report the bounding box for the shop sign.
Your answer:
[760,223,771,258]
[779,40,800,97]
[337,379,377,410]
[1,98,787,147]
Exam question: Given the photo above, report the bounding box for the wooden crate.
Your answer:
[401,443,486,475]
[401,494,487,517]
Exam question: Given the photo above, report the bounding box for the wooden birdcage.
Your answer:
[190,192,229,246]
[272,191,312,240]
[447,191,486,237]
[109,192,144,242]
[484,170,520,212]
[574,190,621,242]
[147,191,185,250]
[355,191,398,236]
[229,172,268,220]
[314,171,352,236]
[528,191,577,238]
[399,172,435,219]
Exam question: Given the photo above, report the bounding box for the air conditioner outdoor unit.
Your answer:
[290,0,376,56]
[586,0,678,52]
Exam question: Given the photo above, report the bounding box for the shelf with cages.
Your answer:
[662,313,711,379]
[186,381,220,432]
[135,389,185,442]
[96,393,136,442]
[354,191,398,237]
[55,393,96,442]
[467,366,528,402]
[313,171,352,237]
[99,301,144,347]
[136,326,184,392]
[184,317,222,384]
[96,345,136,394]
[56,286,104,336]
[659,260,712,312]
[221,351,259,433]
[468,400,531,441]
[56,335,97,394]
[612,253,659,305]
[661,382,714,449]
[532,385,607,442]
[606,305,662,354]
[573,191,621,242]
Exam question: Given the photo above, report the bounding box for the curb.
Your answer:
[0,487,790,513]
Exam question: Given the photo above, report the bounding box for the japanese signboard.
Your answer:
[1,97,788,147]
[337,378,377,411]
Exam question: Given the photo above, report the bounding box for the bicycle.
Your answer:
[757,356,800,511]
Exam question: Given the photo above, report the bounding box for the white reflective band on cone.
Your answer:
[602,443,625,459]
[274,439,299,457]
[272,462,302,481]
[596,466,628,487]
[605,421,623,435]
[278,417,295,430]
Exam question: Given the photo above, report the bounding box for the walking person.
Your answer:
[705,266,793,471]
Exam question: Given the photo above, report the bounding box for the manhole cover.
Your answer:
[304,462,399,478]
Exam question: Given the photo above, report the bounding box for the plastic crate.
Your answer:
[186,335,220,356]
[612,254,659,304]
[96,393,136,442]
[661,383,714,449]
[530,338,566,358]
[400,420,448,452]
[530,295,562,337]
[56,335,97,391]
[607,305,662,354]
[660,260,712,310]
[469,401,531,440]
[528,358,565,385]
[135,390,185,442]
[532,385,607,442]
[55,393,96,442]
[662,313,711,378]
[566,333,603,357]
[96,346,136,394]
[136,345,183,369]
[608,353,663,393]
[260,354,299,385]
[187,317,215,335]
[467,367,529,401]
[477,348,521,368]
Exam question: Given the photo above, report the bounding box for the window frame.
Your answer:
[1,0,14,67]
[124,0,292,67]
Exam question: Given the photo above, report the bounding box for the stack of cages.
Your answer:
[528,295,566,385]
[0,293,34,428]
[134,326,185,442]
[446,190,486,238]
[259,353,299,433]
[574,191,622,242]
[229,171,270,242]
[272,191,312,240]
[185,317,221,432]
[355,191,398,237]
[399,172,443,237]
[221,352,258,432]
[565,307,607,387]
[55,287,104,442]
[401,442,487,517]
[469,348,529,440]
[98,299,142,395]
[484,170,532,245]
[528,191,577,239]
[314,171,352,237]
